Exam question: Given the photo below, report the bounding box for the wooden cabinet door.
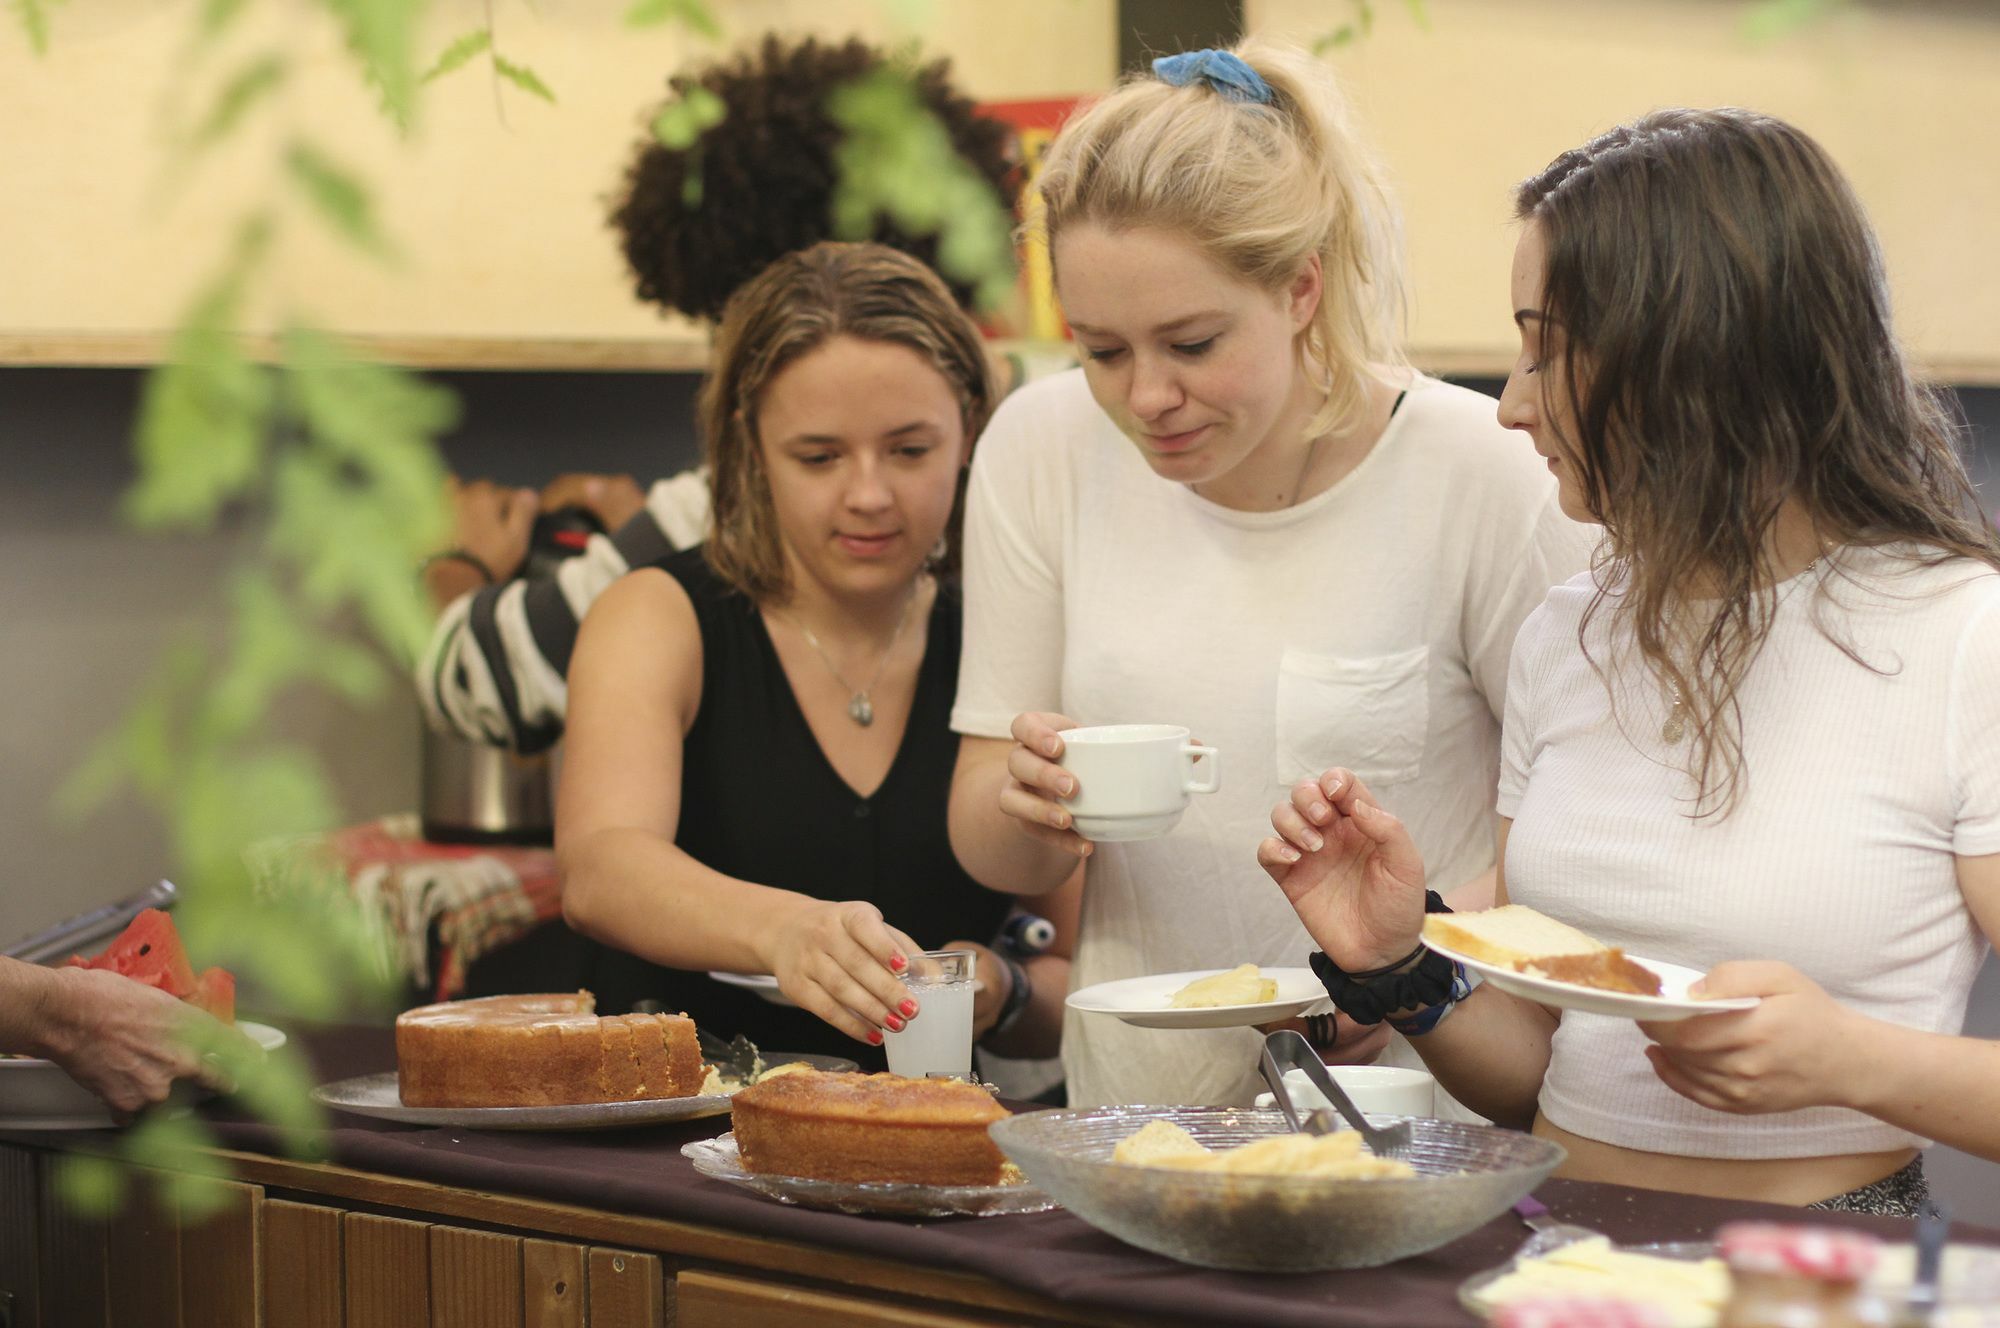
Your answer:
[263,1199,343,1328]
[587,1248,665,1328]
[343,1212,431,1328]
[179,1178,262,1328]
[431,1226,522,1328]
[675,1269,1005,1328]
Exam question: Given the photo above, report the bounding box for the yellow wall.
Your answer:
[6,2,1996,378]
[1249,0,2000,379]
[0,0,1116,361]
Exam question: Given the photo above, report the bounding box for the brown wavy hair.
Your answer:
[698,241,995,603]
[1517,108,1998,816]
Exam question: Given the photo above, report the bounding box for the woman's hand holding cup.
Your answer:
[999,711,1094,859]
[760,899,923,1046]
[1257,767,1429,972]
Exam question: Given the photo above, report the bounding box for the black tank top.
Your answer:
[582,547,1011,1066]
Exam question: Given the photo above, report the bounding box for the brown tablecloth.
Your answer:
[168,1026,1994,1327]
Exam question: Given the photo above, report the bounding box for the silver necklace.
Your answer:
[785,582,921,727]
[1195,431,1322,508]
[1660,553,1824,744]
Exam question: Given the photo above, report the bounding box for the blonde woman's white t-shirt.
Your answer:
[953,369,1595,1107]
[1499,549,2000,1158]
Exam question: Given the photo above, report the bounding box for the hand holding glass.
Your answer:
[883,949,976,1079]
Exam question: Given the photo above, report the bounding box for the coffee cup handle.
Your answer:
[1180,743,1221,794]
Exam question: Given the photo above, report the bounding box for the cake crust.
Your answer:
[1521,950,1664,997]
[730,1069,1009,1186]
[395,992,703,1108]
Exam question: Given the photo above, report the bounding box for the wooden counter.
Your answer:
[0,1137,1142,1327]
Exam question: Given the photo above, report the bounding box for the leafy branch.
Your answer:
[420,19,558,110]
[1313,0,1429,52]
[827,63,1017,312]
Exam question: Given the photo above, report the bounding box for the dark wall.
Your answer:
[1117,0,1243,73]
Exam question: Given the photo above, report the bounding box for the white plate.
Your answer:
[1422,939,1759,1022]
[682,1132,1056,1218]
[311,1050,860,1130]
[312,1072,733,1130]
[707,971,798,1007]
[1065,967,1327,1030]
[0,1020,287,1130]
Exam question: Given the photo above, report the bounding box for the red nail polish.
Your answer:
[889,954,908,972]
[867,1030,884,1045]
[885,1014,905,1032]
[899,998,918,1018]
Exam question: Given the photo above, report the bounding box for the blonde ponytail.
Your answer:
[1036,37,1408,437]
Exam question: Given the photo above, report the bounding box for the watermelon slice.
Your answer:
[64,908,235,1023]
[188,968,236,1024]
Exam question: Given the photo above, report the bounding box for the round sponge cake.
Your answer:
[730,1069,1008,1186]
[395,992,703,1107]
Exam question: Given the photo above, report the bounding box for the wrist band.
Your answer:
[983,953,1034,1042]
[1309,890,1456,1027]
[420,549,497,585]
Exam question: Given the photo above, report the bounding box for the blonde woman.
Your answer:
[560,243,1074,1063]
[946,42,1593,1107]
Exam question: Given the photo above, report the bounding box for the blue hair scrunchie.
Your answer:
[1151,48,1274,105]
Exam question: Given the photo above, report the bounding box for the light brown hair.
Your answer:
[1517,107,1998,816]
[1033,36,1407,438]
[699,241,995,602]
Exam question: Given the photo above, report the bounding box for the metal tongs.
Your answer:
[3,879,177,965]
[1259,1029,1415,1159]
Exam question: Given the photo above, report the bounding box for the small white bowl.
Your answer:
[1251,1063,1436,1120]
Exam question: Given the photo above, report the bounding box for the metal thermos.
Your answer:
[419,727,556,846]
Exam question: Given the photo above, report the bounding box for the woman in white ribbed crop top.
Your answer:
[1260,109,2000,1212]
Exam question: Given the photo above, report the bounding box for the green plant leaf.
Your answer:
[654,83,727,147]
[317,0,423,129]
[827,69,1016,311]
[188,53,289,154]
[55,639,205,820]
[1742,0,1849,42]
[10,0,61,55]
[200,570,386,746]
[199,0,251,38]
[286,142,393,258]
[174,748,341,898]
[127,279,273,531]
[492,54,556,104]
[625,0,720,39]
[54,1153,124,1216]
[420,27,490,84]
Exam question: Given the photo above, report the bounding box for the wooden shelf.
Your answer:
[5,332,1998,387]
[0,332,715,374]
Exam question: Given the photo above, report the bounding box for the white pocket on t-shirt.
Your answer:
[1275,645,1430,787]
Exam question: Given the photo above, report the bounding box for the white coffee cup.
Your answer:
[1056,724,1220,842]
[1252,1064,1436,1120]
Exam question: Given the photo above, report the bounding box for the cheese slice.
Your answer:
[1168,963,1277,1008]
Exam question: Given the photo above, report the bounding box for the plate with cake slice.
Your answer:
[1421,907,1760,1022]
[682,1068,1057,1217]
[1066,964,1327,1029]
[315,991,847,1129]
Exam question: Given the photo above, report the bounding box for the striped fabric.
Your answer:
[418,470,711,752]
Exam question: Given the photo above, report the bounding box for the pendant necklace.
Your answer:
[786,581,921,727]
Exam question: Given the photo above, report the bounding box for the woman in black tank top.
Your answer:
[557,243,1076,1065]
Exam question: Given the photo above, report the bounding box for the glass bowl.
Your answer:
[988,1105,1565,1272]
